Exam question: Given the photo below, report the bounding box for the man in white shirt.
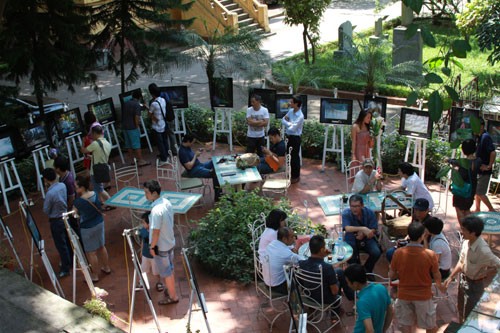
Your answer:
[352,159,383,193]
[262,227,301,295]
[398,162,434,211]
[246,94,269,157]
[147,83,170,165]
[144,180,178,305]
[423,217,452,279]
[282,95,305,184]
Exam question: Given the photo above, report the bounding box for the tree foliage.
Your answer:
[88,0,195,93]
[187,24,270,109]
[457,0,500,65]
[0,0,92,116]
[281,0,332,64]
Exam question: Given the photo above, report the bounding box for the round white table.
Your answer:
[298,239,353,266]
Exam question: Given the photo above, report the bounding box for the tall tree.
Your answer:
[187,24,271,110]
[0,0,92,116]
[89,0,195,93]
[281,0,332,65]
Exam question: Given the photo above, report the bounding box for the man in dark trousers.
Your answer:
[282,95,304,184]
[121,89,149,166]
[42,168,72,278]
[474,118,496,212]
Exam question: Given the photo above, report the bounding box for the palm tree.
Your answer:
[187,24,271,109]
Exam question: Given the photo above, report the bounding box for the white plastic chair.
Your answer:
[262,147,292,197]
[113,158,140,190]
[344,160,362,193]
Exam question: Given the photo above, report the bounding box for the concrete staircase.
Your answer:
[219,0,273,37]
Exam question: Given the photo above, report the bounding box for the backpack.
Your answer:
[159,92,176,122]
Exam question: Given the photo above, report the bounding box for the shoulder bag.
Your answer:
[92,140,111,183]
[451,162,472,198]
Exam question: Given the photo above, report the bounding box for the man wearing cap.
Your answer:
[398,162,434,211]
[474,118,496,212]
[352,159,383,194]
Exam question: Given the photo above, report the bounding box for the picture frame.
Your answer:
[275,94,308,119]
[248,88,277,114]
[56,107,83,138]
[159,86,189,109]
[118,88,143,107]
[0,130,17,162]
[21,121,50,152]
[87,98,116,125]
[487,120,500,148]
[399,108,433,139]
[449,107,480,142]
[20,203,43,255]
[319,98,353,124]
[363,95,387,119]
[210,77,234,108]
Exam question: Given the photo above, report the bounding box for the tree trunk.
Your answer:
[305,30,316,64]
[206,56,216,111]
[119,14,126,94]
[302,25,309,65]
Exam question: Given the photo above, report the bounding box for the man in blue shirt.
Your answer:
[282,95,304,184]
[345,264,393,333]
[474,118,496,212]
[178,133,221,200]
[42,168,72,278]
[342,194,381,273]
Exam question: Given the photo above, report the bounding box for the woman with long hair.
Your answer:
[351,109,373,163]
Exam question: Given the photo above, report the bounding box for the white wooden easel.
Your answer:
[173,109,187,143]
[0,215,27,278]
[404,137,427,182]
[139,116,153,153]
[321,125,345,173]
[102,121,125,163]
[0,159,28,214]
[212,108,233,152]
[64,133,84,176]
[32,145,50,198]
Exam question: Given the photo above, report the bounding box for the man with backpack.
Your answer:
[159,89,178,156]
[147,83,170,165]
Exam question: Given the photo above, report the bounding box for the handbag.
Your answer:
[236,153,260,169]
[451,165,472,198]
[92,140,110,183]
[381,194,412,238]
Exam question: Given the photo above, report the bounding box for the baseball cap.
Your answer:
[413,198,429,211]
[363,159,374,167]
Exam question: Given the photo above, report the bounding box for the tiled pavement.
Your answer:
[3,142,499,333]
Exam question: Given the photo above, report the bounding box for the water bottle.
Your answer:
[336,231,345,258]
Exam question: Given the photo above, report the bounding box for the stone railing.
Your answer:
[233,0,269,32]
[182,0,239,36]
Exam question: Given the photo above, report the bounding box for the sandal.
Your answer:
[156,282,164,292]
[158,297,179,305]
[101,268,111,274]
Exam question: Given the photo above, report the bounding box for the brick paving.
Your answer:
[3,141,499,333]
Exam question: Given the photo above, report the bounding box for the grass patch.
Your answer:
[273,18,498,99]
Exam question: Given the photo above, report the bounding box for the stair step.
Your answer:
[237,13,250,20]
[219,0,232,5]
[226,3,238,11]
[239,18,255,27]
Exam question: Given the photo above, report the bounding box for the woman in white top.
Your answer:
[258,209,287,258]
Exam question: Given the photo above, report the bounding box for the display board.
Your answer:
[449,106,479,142]
[248,88,277,114]
[399,108,433,139]
[363,95,387,119]
[182,248,208,315]
[21,121,50,152]
[319,98,353,124]
[57,108,83,138]
[0,130,17,162]
[487,120,500,148]
[210,77,233,108]
[20,203,43,254]
[87,98,116,125]
[275,94,308,119]
[159,86,189,109]
[118,88,143,107]
[288,274,307,333]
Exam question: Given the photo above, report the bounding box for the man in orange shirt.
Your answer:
[390,222,445,333]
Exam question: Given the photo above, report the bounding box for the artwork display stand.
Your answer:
[0,216,27,278]
[321,125,345,173]
[62,211,96,303]
[173,109,187,143]
[31,145,50,198]
[212,108,233,152]
[102,122,125,164]
[0,159,28,214]
[404,137,427,182]
[64,133,84,177]
[139,116,153,153]
[20,202,65,298]
[123,228,161,333]
[182,248,211,333]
